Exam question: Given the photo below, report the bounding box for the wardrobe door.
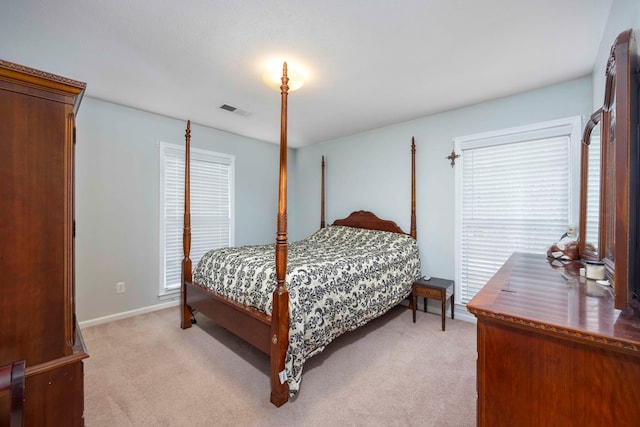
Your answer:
[1,87,71,365]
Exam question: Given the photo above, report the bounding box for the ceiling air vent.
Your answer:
[220,103,237,112]
[219,103,251,117]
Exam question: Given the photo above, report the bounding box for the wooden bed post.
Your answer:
[271,63,290,406]
[410,136,417,239]
[321,155,326,228]
[180,120,193,329]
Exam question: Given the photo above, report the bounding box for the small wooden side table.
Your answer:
[412,277,454,331]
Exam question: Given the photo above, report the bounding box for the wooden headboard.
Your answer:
[332,210,408,235]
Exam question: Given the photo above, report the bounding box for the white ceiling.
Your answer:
[0,0,612,148]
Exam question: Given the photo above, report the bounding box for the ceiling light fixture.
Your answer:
[262,59,307,92]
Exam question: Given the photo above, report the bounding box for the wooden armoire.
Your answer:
[0,60,88,425]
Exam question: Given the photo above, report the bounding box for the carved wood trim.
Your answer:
[332,210,407,235]
[469,308,640,355]
[0,59,86,113]
[599,29,637,310]
[410,137,417,239]
[181,121,193,329]
[271,62,290,407]
[0,60,86,90]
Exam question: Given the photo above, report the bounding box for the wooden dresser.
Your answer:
[467,252,640,426]
[0,60,88,426]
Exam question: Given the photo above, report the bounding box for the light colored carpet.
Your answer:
[82,305,477,426]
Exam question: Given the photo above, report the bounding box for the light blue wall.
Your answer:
[76,0,640,322]
[294,77,592,281]
[75,97,293,321]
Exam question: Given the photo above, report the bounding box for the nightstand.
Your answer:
[412,277,455,331]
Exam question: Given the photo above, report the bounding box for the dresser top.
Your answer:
[467,252,640,353]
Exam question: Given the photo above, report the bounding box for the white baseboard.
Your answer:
[79,299,180,328]
[454,306,477,324]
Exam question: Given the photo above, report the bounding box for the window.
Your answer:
[159,142,234,296]
[454,117,581,304]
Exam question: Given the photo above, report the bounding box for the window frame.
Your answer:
[454,116,582,305]
[158,141,235,298]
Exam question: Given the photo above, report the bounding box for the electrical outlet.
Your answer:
[116,282,126,294]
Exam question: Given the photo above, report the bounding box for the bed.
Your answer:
[180,63,420,406]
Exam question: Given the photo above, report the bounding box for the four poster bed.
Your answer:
[180,63,420,406]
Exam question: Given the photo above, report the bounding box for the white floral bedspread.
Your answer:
[193,225,421,395]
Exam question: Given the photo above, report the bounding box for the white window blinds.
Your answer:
[159,142,234,295]
[455,117,581,304]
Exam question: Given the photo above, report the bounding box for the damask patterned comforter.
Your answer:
[193,225,421,395]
